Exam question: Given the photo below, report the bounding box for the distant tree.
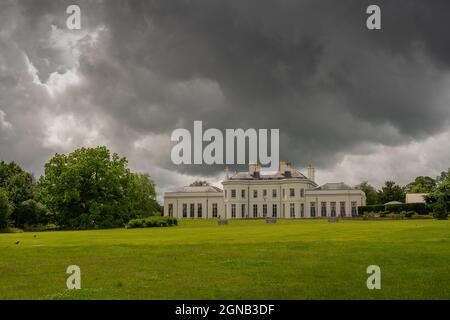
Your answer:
[432,196,448,220]
[190,180,210,187]
[377,181,406,204]
[406,176,436,193]
[0,161,34,207]
[355,181,378,205]
[36,146,136,229]
[129,173,160,217]
[0,188,12,229]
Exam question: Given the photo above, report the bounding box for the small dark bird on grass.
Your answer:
[34,235,36,238]
[15,241,20,245]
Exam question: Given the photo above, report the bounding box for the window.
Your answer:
[197,203,202,218]
[300,188,304,198]
[253,204,258,218]
[301,203,304,217]
[310,202,316,217]
[231,204,236,218]
[182,204,187,218]
[225,190,227,199]
[290,203,295,218]
[272,189,277,198]
[351,201,357,217]
[241,204,246,218]
[168,204,173,217]
[263,189,267,197]
[321,202,327,217]
[263,204,267,217]
[330,202,336,217]
[282,189,285,198]
[253,190,258,198]
[231,189,236,198]
[212,203,218,218]
[190,204,195,218]
[241,189,245,198]
[290,188,295,197]
[340,202,346,217]
[272,204,277,217]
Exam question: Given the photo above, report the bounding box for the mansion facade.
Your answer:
[164,161,366,219]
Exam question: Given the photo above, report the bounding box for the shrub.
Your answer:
[127,216,178,228]
[405,211,416,218]
[399,211,406,219]
[358,205,385,215]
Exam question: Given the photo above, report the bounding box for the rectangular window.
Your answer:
[253,190,258,198]
[300,188,304,198]
[282,189,285,198]
[182,204,187,218]
[290,188,295,197]
[241,189,245,199]
[241,204,246,218]
[330,202,336,217]
[263,204,267,217]
[272,189,277,198]
[310,202,316,217]
[197,203,202,218]
[351,201,357,217]
[231,189,236,198]
[321,202,327,217]
[263,189,267,197]
[212,203,218,218]
[190,203,195,218]
[340,202,346,217]
[231,204,236,218]
[290,203,295,218]
[225,190,227,199]
[168,204,173,217]
[253,204,258,218]
[272,204,277,217]
[301,203,304,217]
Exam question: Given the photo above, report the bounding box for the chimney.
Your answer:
[307,165,315,182]
[280,160,292,177]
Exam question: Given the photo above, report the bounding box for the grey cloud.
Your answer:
[1,0,450,192]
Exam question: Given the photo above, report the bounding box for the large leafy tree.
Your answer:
[426,168,450,204]
[129,173,159,217]
[377,181,406,204]
[0,161,33,207]
[355,181,378,205]
[37,146,136,229]
[406,176,436,193]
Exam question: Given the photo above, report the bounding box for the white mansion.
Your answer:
[164,161,366,219]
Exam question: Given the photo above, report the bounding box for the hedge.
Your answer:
[127,216,178,228]
[358,203,432,216]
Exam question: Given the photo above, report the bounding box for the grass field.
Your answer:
[0,219,449,300]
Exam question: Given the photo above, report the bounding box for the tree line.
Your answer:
[356,173,450,219]
[0,146,161,231]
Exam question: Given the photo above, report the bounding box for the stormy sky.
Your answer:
[1,0,450,199]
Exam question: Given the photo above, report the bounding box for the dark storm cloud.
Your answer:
[1,0,450,188]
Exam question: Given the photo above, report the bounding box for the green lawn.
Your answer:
[0,219,449,300]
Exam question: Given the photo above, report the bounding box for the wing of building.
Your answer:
[164,161,366,219]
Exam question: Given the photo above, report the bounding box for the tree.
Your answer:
[432,196,448,220]
[0,188,12,229]
[14,199,50,228]
[37,146,136,229]
[190,180,210,187]
[377,181,406,204]
[406,176,436,193]
[355,181,378,205]
[129,173,160,217]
